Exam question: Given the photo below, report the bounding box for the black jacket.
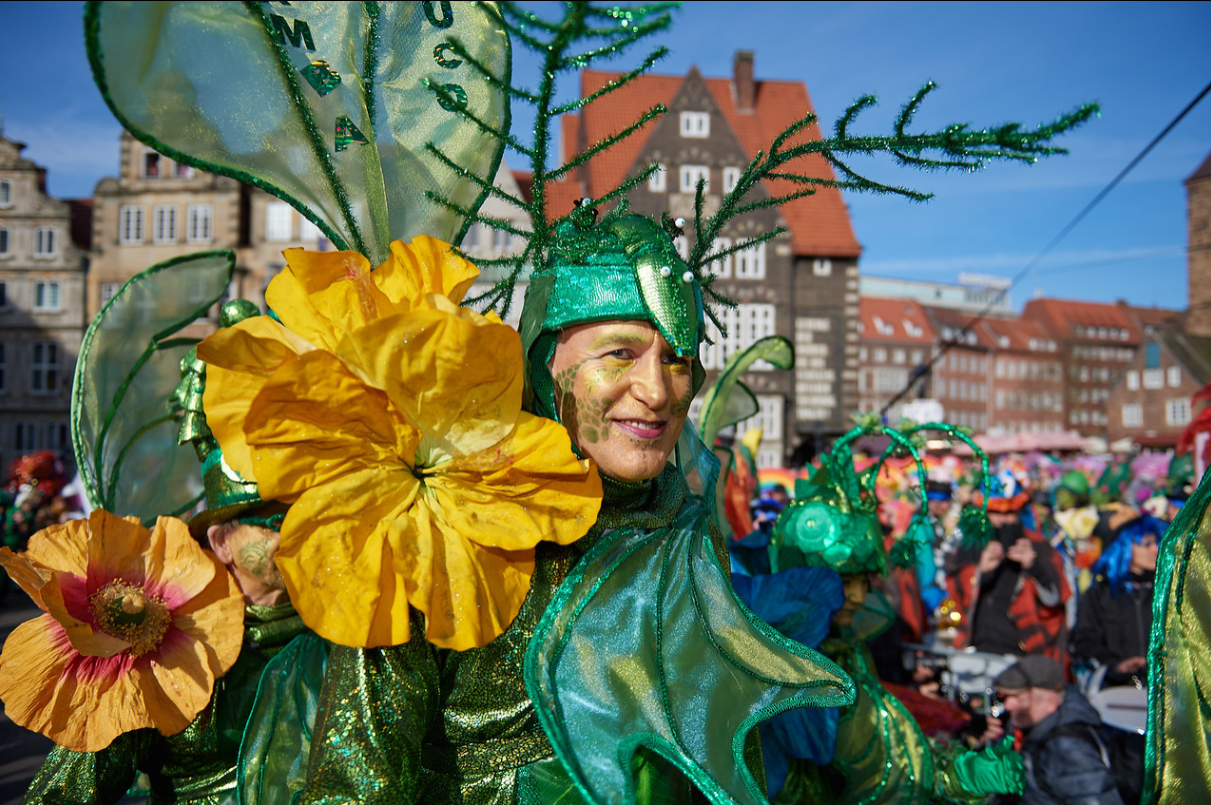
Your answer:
[1019,685,1124,805]
[1071,574,1153,687]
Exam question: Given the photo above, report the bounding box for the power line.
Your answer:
[879,78,1211,417]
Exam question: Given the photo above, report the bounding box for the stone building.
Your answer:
[0,132,88,473]
[89,131,332,328]
[548,53,862,466]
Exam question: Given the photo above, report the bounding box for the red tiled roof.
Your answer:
[920,305,996,349]
[1022,298,1143,342]
[859,297,935,344]
[979,316,1055,353]
[549,67,861,258]
[1119,302,1181,331]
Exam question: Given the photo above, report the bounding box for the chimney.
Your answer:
[734,51,755,113]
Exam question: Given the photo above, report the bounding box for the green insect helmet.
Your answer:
[518,212,707,424]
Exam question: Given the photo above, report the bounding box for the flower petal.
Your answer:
[397,497,536,652]
[22,518,91,578]
[428,413,602,551]
[40,572,131,658]
[171,553,245,679]
[0,616,149,752]
[338,300,523,458]
[198,316,314,481]
[266,248,398,350]
[373,235,480,308]
[0,546,56,610]
[143,628,219,737]
[244,350,420,502]
[275,468,422,648]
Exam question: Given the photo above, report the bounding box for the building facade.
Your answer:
[0,132,88,473]
[1107,329,1211,448]
[921,305,992,432]
[548,53,863,466]
[1186,149,1211,339]
[856,297,934,423]
[980,317,1065,435]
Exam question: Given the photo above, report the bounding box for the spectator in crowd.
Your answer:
[993,656,1124,805]
[947,481,1071,663]
[1071,516,1162,689]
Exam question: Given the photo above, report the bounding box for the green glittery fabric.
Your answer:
[22,603,306,805]
[299,466,848,804]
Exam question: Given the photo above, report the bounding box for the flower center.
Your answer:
[90,580,172,657]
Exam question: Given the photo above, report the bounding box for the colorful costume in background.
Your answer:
[735,423,1022,804]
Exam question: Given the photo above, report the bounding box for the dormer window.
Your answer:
[679,111,710,138]
[903,320,922,338]
[873,316,894,336]
[999,335,1009,348]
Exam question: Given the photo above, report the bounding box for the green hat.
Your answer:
[1094,460,1133,505]
[1167,453,1195,502]
[519,212,706,424]
[1059,469,1090,498]
[175,299,278,538]
[774,494,887,576]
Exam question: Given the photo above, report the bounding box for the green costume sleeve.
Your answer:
[299,613,440,804]
[934,738,1023,802]
[1144,469,1211,803]
[23,731,150,805]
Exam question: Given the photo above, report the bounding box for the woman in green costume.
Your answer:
[766,426,1024,805]
[297,214,853,805]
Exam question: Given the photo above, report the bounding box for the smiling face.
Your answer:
[548,320,694,484]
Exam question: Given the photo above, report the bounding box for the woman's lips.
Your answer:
[612,419,667,439]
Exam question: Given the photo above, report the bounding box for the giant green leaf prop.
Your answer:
[85,1,509,265]
[71,251,234,524]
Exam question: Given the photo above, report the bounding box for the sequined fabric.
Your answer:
[300,467,693,804]
[22,603,306,805]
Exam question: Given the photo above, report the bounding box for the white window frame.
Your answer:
[29,341,59,395]
[142,149,162,179]
[722,167,741,193]
[679,164,710,194]
[187,204,214,244]
[99,282,122,308]
[119,205,145,245]
[679,111,710,138]
[648,163,667,192]
[1168,365,1182,388]
[265,201,294,242]
[673,235,689,261]
[734,240,766,279]
[706,237,732,279]
[0,178,11,208]
[153,205,178,244]
[812,258,832,277]
[34,227,56,258]
[299,217,323,243]
[1166,399,1190,427]
[33,281,61,312]
[1126,370,1139,390]
[1143,368,1164,390]
[0,226,10,258]
[698,303,776,371]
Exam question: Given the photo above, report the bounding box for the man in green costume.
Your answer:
[23,315,309,805]
[299,214,852,805]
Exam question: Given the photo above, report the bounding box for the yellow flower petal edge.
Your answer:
[242,301,601,650]
[0,511,244,751]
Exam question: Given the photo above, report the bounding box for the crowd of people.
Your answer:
[729,443,1193,804]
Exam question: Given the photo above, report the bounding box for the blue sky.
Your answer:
[2,1,1208,311]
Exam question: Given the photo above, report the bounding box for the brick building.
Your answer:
[856,297,934,423]
[0,131,88,471]
[921,306,992,432]
[980,317,1065,435]
[1185,149,1211,338]
[1107,328,1211,448]
[549,53,862,465]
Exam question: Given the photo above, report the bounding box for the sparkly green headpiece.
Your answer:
[520,212,706,422]
[772,420,991,576]
[174,299,275,537]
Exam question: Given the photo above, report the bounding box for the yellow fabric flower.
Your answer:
[198,237,601,650]
[245,295,601,650]
[198,235,479,481]
[0,510,244,752]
